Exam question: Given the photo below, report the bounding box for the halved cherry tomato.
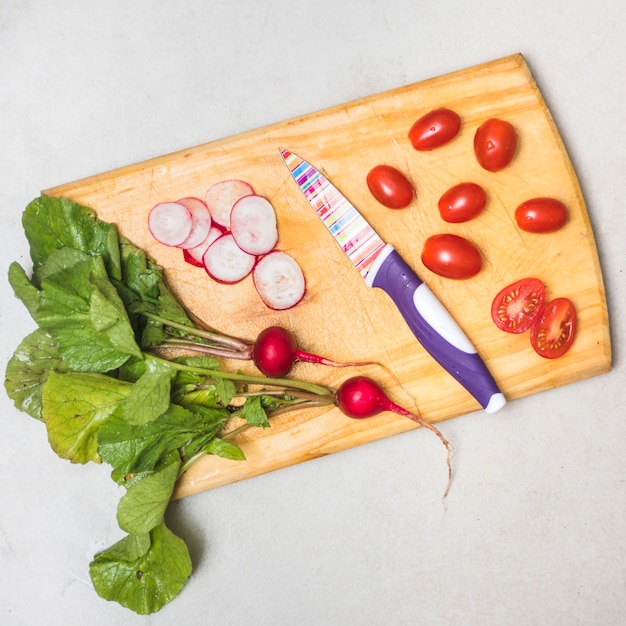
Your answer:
[529,297,577,358]
[421,233,482,279]
[438,182,487,223]
[408,108,461,151]
[515,197,569,233]
[366,165,414,209]
[474,118,518,172]
[491,277,546,334]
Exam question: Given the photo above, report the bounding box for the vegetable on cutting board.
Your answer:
[205,178,253,228]
[473,117,518,172]
[336,376,452,495]
[515,197,569,233]
[437,182,487,223]
[366,164,414,209]
[408,107,461,151]
[421,233,483,279]
[491,277,577,358]
[251,326,383,377]
[6,196,453,614]
[148,179,305,309]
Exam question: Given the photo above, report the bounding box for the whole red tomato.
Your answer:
[474,118,518,172]
[438,182,487,223]
[530,297,577,358]
[366,165,414,208]
[408,108,461,151]
[515,197,569,233]
[421,233,482,279]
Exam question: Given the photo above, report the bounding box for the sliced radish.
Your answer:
[253,251,306,310]
[182,248,204,268]
[203,233,256,283]
[148,202,193,247]
[205,179,254,228]
[184,225,225,266]
[230,195,278,256]
[176,197,212,249]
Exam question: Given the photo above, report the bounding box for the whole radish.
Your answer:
[336,376,453,495]
[252,326,381,378]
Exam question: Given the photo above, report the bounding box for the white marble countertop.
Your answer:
[1,1,623,624]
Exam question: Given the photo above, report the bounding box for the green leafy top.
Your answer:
[5,195,334,615]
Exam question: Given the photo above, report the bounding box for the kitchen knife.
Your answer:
[280,148,506,413]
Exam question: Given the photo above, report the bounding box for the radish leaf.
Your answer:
[4,329,65,420]
[42,371,132,463]
[117,457,180,535]
[90,522,191,615]
[23,195,122,280]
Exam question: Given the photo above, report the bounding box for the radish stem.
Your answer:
[142,311,252,352]
[148,353,334,397]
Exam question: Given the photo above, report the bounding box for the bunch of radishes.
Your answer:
[148,179,305,310]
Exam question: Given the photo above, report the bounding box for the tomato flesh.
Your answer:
[491,278,546,334]
[438,182,487,223]
[515,197,569,233]
[474,118,518,172]
[421,233,482,279]
[529,297,576,359]
[408,108,461,151]
[366,165,414,209]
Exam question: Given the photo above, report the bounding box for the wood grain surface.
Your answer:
[44,54,611,498]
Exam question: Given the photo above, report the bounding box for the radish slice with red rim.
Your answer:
[205,179,254,228]
[148,202,193,247]
[230,195,278,255]
[183,248,204,267]
[176,197,212,249]
[185,225,225,266]
[253,251,305,310]
[203,233,256,283]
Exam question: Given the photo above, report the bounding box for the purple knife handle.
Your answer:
[367,246,506,413]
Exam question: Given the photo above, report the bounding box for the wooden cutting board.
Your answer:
[45,54,611,498]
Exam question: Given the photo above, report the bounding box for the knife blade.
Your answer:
[280,148,506,414]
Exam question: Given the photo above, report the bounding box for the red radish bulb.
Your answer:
[202,233,256,283]
[230,195,278,255]
[253,251,305,310]
[252,326,299,377]
[176,197,212,249]
[148,202,193,247]
[252,326,381,377]
[205,179,254,228]
[336,376,453,495]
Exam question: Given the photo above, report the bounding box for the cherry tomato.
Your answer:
[438,182,487,223]
[408,108,461,151]
[515,197,569,233]
[366,164,414,209]
[421,233,482,279]
[491,277,546,334]
[474,118,518,172]
[530,297,576,359]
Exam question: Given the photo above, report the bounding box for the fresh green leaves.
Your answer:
[5,195,333,615]
[23,195,122,280]
[22,248,142,372]
[42,372,132,463]
[98,403,222,475]
[117,456,180,535]
[114,358,174,426]
[4,329,65,420]
[92,455,191,615]
[90,522,191,616]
